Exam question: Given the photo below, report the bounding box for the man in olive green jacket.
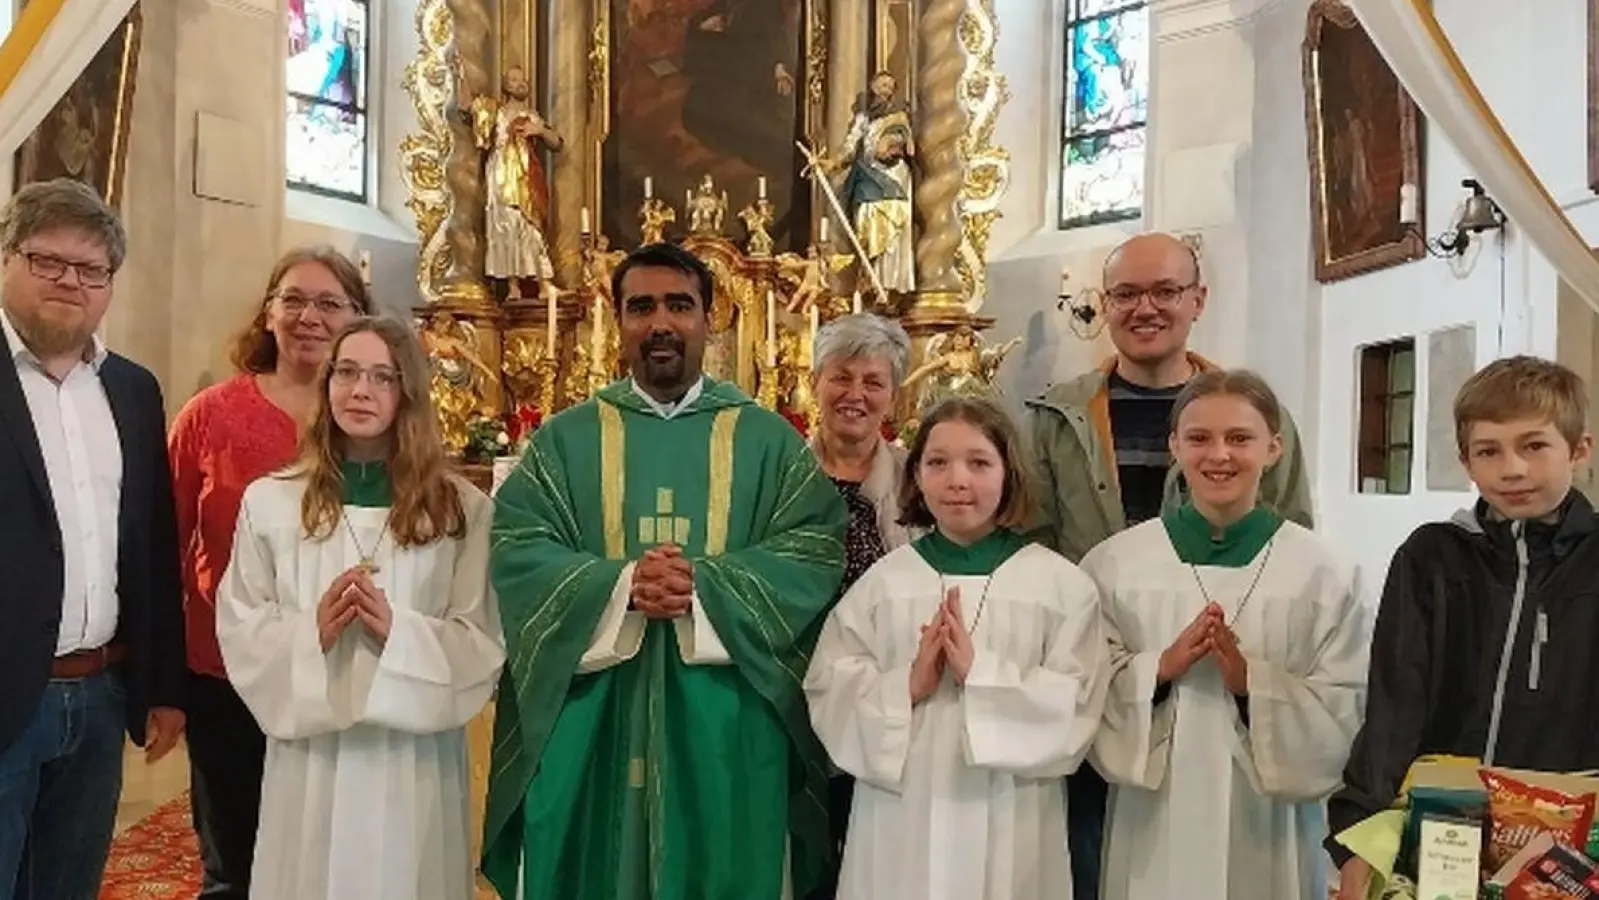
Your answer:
[1025,232,1314,898]
[1025,352,1314,562]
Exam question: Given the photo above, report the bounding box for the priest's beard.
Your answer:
[636,332,691,396]
[9,305,90,358]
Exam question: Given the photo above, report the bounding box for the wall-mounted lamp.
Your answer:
[1409,178,1505,258]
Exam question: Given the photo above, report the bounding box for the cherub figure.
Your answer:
[640,197,677,244]
[776,244,855,315]
[737,197,777,256]
[902,325,1023,410]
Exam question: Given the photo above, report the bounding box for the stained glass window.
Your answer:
[1060,0,1149,229]
[286,0,369,201]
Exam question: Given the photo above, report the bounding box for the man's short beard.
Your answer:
[641,356,687,389]
[10,308,89,358]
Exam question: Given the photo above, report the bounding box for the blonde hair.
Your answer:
[1170,368,1284,435]
[292,316,465,547]
[1454,355,1588,455]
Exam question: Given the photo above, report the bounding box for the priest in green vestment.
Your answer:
[483,242,848,900]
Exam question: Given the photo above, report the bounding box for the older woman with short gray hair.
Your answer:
[806,312,911,900]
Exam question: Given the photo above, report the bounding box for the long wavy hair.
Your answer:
[231,245,375,374]
[292,316,465,547]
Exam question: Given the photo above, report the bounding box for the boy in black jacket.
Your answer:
[1330,356,1599,898]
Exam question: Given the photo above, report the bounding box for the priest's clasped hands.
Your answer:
[1156,601,1249,695]
[316,567,395,652]
[908,587,977,704]
[631,544,694,619]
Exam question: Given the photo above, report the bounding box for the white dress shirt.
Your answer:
[1,310,122,655]
[629,376,705,420]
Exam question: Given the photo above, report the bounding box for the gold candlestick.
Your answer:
[756,356,782,410]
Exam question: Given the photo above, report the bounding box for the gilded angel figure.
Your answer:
[902,326,1022,410]
[775,244,855,315]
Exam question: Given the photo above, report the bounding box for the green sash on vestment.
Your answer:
[483,378,847,900]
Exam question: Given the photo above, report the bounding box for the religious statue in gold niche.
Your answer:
[737,197,776,257]
[902,326,1022,411]
[776,244,854,315]
[417,311,500,452]
[687,174,728,235]
[464,66,563,301]
[824,71,917,295]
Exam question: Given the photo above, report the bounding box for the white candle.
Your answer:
[686,190,692,212]
[1399,184,1418,224]
[758,176,767,200]
[545,294,557,357]
[808,303,819,344]
[852,291,863,315]
[644,176,653,199]
[766,290,777,366]
[581,206,591,233]
[819,218,829,242]
[1059,271,1071,296]
[591,294,603,361]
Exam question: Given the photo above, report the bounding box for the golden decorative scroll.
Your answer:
[398,0,455,304]
[955,0,1010,312]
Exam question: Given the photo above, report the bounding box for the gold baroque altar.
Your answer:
[400,2,1011,891]
[401,0,1014,455]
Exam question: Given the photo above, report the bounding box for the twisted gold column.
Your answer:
[549,6,591,287]
[911,0,968,301]
[441,0,495,310]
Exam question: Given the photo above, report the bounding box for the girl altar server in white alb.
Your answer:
[1084,370,1367,900]
[805,396,1109,900]
[217,317,505,900]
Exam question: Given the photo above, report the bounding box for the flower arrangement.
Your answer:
[779,406,810,438]
[462,412,511,464]
[506,404,542,453]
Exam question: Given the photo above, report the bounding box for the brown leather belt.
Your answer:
[51,644,126,679]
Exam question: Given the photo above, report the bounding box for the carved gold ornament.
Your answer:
[399,0,456,305]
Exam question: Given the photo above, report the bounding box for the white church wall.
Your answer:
[1288,0,1596,602]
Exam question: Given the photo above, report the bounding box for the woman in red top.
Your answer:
[167,245,372,899]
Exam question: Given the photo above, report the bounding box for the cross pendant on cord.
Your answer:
[357,558,381,575]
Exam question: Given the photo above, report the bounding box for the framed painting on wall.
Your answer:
[599,0,815,252]
[14,4,143,210]
[1301,0,1425,283]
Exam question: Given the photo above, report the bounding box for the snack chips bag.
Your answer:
[1481,770,1598,875]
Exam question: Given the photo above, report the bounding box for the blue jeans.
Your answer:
[0,670,127,900]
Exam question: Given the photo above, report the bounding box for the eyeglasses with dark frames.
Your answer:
[19,251,113,289]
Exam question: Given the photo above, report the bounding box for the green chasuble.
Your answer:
[340,459,391,507]
[1160,503,1282,568]
[483,378,848,900]
[911,527,1030,575]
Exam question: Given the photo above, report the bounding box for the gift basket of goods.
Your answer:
[1335,755,1599,900]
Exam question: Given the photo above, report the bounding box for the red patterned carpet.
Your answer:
[98,791,202,900]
